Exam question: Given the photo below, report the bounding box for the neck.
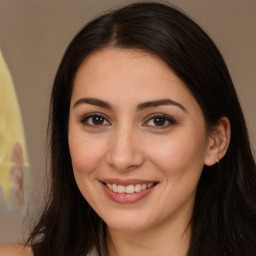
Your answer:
[106,215,191,256]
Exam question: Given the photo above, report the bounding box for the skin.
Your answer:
[0,48,230,256]
[68,47,230,256]
[0,244,32,256]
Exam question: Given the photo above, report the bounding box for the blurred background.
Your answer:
[0,0,255,246]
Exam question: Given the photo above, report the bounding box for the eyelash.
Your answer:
[80,113,177,129]
[80,113,110,128]
[143,114,177,128]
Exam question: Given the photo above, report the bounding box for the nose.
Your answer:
[106,125,145,172]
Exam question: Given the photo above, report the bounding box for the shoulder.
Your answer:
[0,244,33,256]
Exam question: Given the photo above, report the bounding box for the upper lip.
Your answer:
[99,178,158,186]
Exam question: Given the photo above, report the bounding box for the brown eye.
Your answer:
[143,114,176,128]
[153,117,166,126]
[81,114,110,127]
[92,116,104,125]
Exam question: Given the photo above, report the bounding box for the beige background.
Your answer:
[0,0,255,246]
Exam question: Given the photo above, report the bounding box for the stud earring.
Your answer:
[216,158,219,163]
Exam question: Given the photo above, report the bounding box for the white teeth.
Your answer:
[112,184,118,193]
[147,183,153,188]
[141,184,147,190]
[135,184,142,192]
[126,185,135,194]
[105,183,154,194]
[117,185,126,193]
[106,183,112,190]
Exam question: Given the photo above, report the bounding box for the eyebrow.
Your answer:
[137,99,187,112]
[73,98,112,109]
[73,97,187,112]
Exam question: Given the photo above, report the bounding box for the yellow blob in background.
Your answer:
[0,50,29,210]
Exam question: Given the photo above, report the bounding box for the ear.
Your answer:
[204,117,231,166]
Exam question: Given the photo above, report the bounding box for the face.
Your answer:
[68,48,211,233]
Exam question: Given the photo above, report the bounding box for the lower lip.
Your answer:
[101,183,156,204]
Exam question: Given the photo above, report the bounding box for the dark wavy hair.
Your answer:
[27,2,256,255]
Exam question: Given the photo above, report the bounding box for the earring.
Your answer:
[216,158,219,163]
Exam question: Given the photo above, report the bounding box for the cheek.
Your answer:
[143,131,207,219]
[68,129,107,178]
[146,129,207,180]
[68,130,109,205]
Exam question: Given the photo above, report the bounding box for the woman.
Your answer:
[1,2,255,256]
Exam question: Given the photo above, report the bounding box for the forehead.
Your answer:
[74,47,182,85]
[72,47,198,111]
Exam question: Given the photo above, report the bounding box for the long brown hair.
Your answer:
[27,2,256,255]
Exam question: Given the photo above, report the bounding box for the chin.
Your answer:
[100,210,155,232]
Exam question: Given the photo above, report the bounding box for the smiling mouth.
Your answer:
[102,182,156,194]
